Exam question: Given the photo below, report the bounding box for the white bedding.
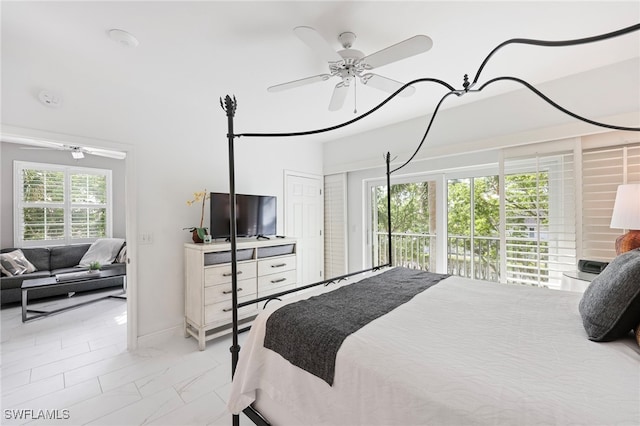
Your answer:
[227,272,640,425]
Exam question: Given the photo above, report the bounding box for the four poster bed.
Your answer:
[220,24,640,426]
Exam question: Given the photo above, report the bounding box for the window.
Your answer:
[502,153,576,289]
[14,161,112,246]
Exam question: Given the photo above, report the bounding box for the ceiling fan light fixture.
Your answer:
[71,148,84,159]
[338,31,356,49]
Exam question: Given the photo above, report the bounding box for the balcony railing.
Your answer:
[375,232,500,282]
[447,235,500,282]
[375,232,565,288]
[376,232,436,271]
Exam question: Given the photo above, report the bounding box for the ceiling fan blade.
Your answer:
[361,73,416,97]
[328,82,349,111]
[361,35,433,69]
[293,26,343,63]
[267,74,332,93]
[84,148,126,160]
[19,146,57,150]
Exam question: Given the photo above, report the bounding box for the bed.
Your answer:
[221,24,640,426]
[227,267,640,425]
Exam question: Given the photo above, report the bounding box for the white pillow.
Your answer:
[78,238,126,267]
[0,249,37,276]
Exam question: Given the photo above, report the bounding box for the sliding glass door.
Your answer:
[371,181,437,271]
[447,176,500,281]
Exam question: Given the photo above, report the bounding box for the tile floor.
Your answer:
[1,295,251,425]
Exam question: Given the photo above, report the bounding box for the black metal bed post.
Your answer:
[386,152,392,267]
[221,95,240,426]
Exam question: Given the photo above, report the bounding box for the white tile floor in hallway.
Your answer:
[1,296,252,425]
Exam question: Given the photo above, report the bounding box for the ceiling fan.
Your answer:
[267,26,433,111]
[18,140,126,160]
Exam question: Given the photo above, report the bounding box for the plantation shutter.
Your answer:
[582,144,640,261]
[324,173,348,278]
[502,152,576,289]
[19,167,66,242]
[70,172,108,239]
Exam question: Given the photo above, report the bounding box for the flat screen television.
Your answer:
[209,192,277,239]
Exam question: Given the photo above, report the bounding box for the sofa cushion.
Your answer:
[1,247,50,273]
[50,244,91,270]
[0,250,37,276]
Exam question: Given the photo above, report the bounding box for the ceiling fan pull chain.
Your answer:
[353,80,358,114]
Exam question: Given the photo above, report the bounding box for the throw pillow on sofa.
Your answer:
[0,249,37,276]
[78,238,126,267]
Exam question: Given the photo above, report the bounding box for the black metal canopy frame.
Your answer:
[221,23,640,426]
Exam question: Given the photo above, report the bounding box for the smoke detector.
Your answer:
[108,29,139,48]
[38,90,63,108]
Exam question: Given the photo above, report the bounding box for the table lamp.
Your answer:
[610,183,640,255]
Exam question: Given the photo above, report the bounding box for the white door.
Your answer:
[285,172,323,286]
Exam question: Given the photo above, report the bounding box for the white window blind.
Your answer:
[582,144,640,261]
[15,161,112,247]
[502,153,576,289]
[324,173,348,278]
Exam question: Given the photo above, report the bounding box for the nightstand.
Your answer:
[561,270,598,293]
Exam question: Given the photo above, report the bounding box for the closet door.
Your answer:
[285,172,324,285]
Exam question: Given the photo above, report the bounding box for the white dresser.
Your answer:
[184,238,296,350]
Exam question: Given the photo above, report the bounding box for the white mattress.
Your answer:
[228,272,640,425]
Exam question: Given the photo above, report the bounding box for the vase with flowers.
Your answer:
[185,189,210,243]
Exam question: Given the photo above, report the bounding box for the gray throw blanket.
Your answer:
[263,267,450,385]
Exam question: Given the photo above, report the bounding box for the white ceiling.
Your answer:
[2,1,639,147]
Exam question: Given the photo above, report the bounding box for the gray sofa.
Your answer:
[1,244,126,306]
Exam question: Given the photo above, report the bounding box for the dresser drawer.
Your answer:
[204,261,256,286]
[205,293,257,324]
[258,269,297,296]
[204,278,256,305]
[257,255,296,276]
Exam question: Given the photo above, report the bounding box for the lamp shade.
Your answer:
[610,184,640,230]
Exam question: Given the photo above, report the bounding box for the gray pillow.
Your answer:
[579,249,640,341]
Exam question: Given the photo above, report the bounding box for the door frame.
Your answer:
[283,170,324,283]
[2,125,138,349]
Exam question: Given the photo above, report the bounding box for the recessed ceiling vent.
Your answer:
[108,29,139,48]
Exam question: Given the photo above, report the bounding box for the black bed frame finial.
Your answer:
[220,95,237,117]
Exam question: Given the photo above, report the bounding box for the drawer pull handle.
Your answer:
[271,278,287,284]
[271,263,286,268]
[222,271,243,277]
[222,307,232,312]
[222,287,243,295]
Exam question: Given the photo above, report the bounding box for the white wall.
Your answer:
[1,99,323,341]
[134,132,323,337]
[325,59,640,273]
[0,141,127,248]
